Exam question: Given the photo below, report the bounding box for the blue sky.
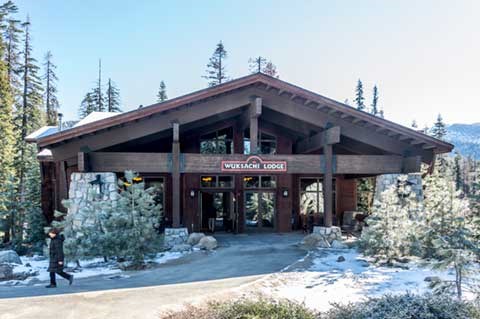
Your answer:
[16,0,480,127]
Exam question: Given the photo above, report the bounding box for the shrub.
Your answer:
[324,293,480,319]
[160,297,320,319]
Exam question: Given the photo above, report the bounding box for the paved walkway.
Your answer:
[0,232,305,319]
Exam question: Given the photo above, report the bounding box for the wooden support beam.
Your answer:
[77,152,90,172]
[249,97,262,154]
[294,126,341,153]
[323,143,333,227]
[172,121,181,227]
[87,152,422,175]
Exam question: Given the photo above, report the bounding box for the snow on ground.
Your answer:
[254,247,473,311]
[1,251,187,287]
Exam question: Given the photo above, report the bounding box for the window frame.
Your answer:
[200,175,234,189]
[299,177,336,215]
[243,175,277,189]
[199,127,234,154]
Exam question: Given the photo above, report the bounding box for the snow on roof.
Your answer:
[37,148,52,157]
[25,112,121,143]
[25,126,59,142]
[73,112,120,128]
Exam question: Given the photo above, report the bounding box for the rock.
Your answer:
[194,236,218,250]
[0,250,22,265]
[337,256,346,262]
[0,264,13,280]
[170,244,191,252]
[187,232,205,246]
[424,276,441,283]
[300,234,330,249]
[330,240,348,249]
[357,259,370,267]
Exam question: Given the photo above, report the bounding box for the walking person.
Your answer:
[208,205,216,234]
[45,228,74,288]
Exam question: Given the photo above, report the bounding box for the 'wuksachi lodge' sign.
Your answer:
[221,156,287,172]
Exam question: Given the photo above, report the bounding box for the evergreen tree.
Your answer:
[354,79,365,111]
[431,114,447,140]
[43,51,59,125]
[157,80,167,102]
[263,61,279,78]
[203,41,228,87]
[105,78,121,112]
[371,85,379,115]
[360,176,420,263]
[0,27,16,243]
[103,171,161,265]
[453,152,463,192]
[0,1,22,92]
[248,56,266,73]
[78,92,96,119]
[12,17,44,243]
[411,120,418,129]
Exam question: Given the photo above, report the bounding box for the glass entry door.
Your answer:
[245,191,275,231]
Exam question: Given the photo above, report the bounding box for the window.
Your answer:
[244,175,277,188]
[200,127,234,154]
[300,178,336,216]
[200,175,233,188]
[243,130,277,154]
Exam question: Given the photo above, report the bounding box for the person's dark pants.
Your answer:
[50,271,71,285]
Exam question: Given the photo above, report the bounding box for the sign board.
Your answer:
[221,156,287,173]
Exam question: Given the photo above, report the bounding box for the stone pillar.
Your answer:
[374,173,424,202]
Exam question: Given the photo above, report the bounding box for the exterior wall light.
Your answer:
[282,188,289,198]
[89,174,104,195]
[190,190,196,198]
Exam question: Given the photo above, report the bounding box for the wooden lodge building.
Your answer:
[28,73,453,233]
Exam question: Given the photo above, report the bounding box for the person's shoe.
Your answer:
[45,284,56,288]
[69,275,74,286]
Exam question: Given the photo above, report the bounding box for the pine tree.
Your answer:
[103,171,161,265]
[354,79,365,111]
[263,61,279,78]
[360,176,420,263]
[78,60,106,118]
[12,17,44,244]
[203,41,228,87]
[0,1,22,92]
[78,92,96,119]
[411,120,418,129]
[425,179,480,299]
[105,78,121,112]
[157,80,167,102]
[370,85,379,115]
[248,56,266,73]
[43,51,59,125]
[453,152,463,192]
[431,114,447,140]
[0,27,16,243]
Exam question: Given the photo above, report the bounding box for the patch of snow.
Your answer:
[256,248,477,311]
[25,126,58,141]
[151,251,186,264]
[73,112,120,128]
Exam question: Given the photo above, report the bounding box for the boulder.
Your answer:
[424,276,441,283]
[300,234,331,249]
[0,250,22,265]
[337,256,346,262]
[170,244,192,252]
[194,236,217,251]
[330,240,349,249]
[0,264,13,280]
[187,232,205,246]
[357,259,370,267]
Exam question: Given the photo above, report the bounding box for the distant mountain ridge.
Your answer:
[445,123,480,159]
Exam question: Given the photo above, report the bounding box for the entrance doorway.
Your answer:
[200,192,235,232]
[244,191,275,231]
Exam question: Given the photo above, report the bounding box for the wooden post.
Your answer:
[171,121,181,227]
[323,144,333,227]
[249,97,262,154]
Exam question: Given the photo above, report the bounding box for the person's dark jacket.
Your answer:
[48,234,65,272]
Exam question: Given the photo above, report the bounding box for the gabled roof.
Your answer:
[35,73,453,154]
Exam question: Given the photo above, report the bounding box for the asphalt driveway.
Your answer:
[0,232,305,319]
